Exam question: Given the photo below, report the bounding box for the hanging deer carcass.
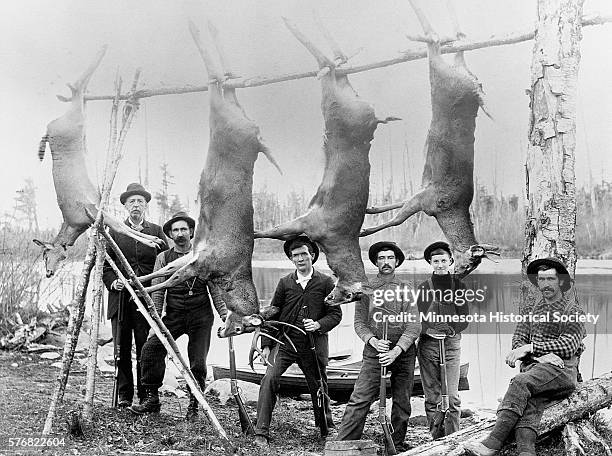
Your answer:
[360,1,499,277]
[34,47,164,277]
[254,17,399,305]
[138,21,290,344]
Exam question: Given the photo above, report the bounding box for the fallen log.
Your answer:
[401,372,612,456]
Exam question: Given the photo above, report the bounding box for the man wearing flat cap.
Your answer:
[130,211,227,419]
[103,183,168,408]
[337,241,421,452]
[465,258,586,456]
[254,236,342,447]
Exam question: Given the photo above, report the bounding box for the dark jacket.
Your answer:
[102,218,168,320]
[416,273,469,336]
[262,269,342,358]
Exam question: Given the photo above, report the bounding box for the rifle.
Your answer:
[228,336,255,435]
[379,320,397,455]
[430,333,449,439]
[303,305,329,438]
[112,292,125,408]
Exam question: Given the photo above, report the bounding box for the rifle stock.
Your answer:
[379,321,397,455]
[228,337,254,435]
[431,337,449,439]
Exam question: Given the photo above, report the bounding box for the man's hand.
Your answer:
[505,344,533,368]
[112,279,125,291]
[261,346,271,365]
[303,319,321,332]
[534,353,565,368]
[369,337,391,353]
[379,346,402,367]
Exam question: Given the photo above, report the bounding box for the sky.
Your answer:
[2,0,612,229]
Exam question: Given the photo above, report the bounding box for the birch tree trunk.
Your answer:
[523,0,584,280]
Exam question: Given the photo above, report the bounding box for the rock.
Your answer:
[51,362,63,369]
[40,352,61,360]
[10,363,18,368]
[205,378,259,406]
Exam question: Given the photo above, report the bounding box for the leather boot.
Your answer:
[515,427,537,456]
[130,388,160,415]
[185,391,198,421]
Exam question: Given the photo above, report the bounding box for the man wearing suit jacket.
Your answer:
[254,236,342,448]
[102,183,168,408]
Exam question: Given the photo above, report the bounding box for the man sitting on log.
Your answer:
[336,241,421,452]
[254,236,342,448]
[465,257,586,456]
[130,211,227,419]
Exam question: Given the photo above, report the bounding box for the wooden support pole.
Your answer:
[100,230,234,454]
[42,68,142,435]
[82,233,106,423]
[80,14,612,102]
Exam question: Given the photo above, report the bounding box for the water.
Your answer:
[44,260,612,410]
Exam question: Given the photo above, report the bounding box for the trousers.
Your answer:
[337,344,416,447]
[417,334,462,436]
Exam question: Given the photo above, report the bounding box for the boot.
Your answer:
[515,427,537,456]
[130,388,160,415]
[185,391,198,421]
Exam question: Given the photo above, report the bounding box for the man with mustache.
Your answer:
[103,183,168,408]
[254,236,342,448]
[336,241,421,452]
[130,211,227,420]
[465,258,586,456]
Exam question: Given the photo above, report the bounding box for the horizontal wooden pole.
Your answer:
[81,13,612,102]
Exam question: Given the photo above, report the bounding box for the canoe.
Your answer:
[211,357,469,403]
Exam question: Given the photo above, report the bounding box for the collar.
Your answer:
[125,217,149,229]
[535,294,568,312]
[295,269,313,283]
[371,273,401,288]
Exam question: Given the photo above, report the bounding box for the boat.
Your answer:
[211,356,469,403]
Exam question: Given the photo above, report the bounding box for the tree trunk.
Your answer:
[522,0,584,278]
[401,372,612,456]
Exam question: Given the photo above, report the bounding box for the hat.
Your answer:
[283,236,319,264]
[526,257,572,292]
[120,183,152,205]
[424,241,453,263]
[163,211,196,238]
[368,241,405,267]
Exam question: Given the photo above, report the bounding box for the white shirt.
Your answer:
[295,269,313,289]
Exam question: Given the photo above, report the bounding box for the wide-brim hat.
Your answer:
[163,211,196,238]
[283,236,319,264]
[368,241,405,267]
[526,257,572,292]
[120,182,151,205]
[424,241,453,263]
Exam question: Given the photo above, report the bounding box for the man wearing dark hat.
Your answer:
[254,236,342,447]
[131,212,227,419]
[336,241,421,452]
[417,241,470,437]
[103,183,168,407]
[465,258,586,456]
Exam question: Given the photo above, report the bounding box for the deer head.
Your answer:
[33,239,66,277]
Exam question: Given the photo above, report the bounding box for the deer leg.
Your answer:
[100,212,164,248]
[283,17,335,70]
[365,201,405,214]
[137,252,194,283]
[360,190,428,237]
[254,215,308,240]
[143,257,201,294]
